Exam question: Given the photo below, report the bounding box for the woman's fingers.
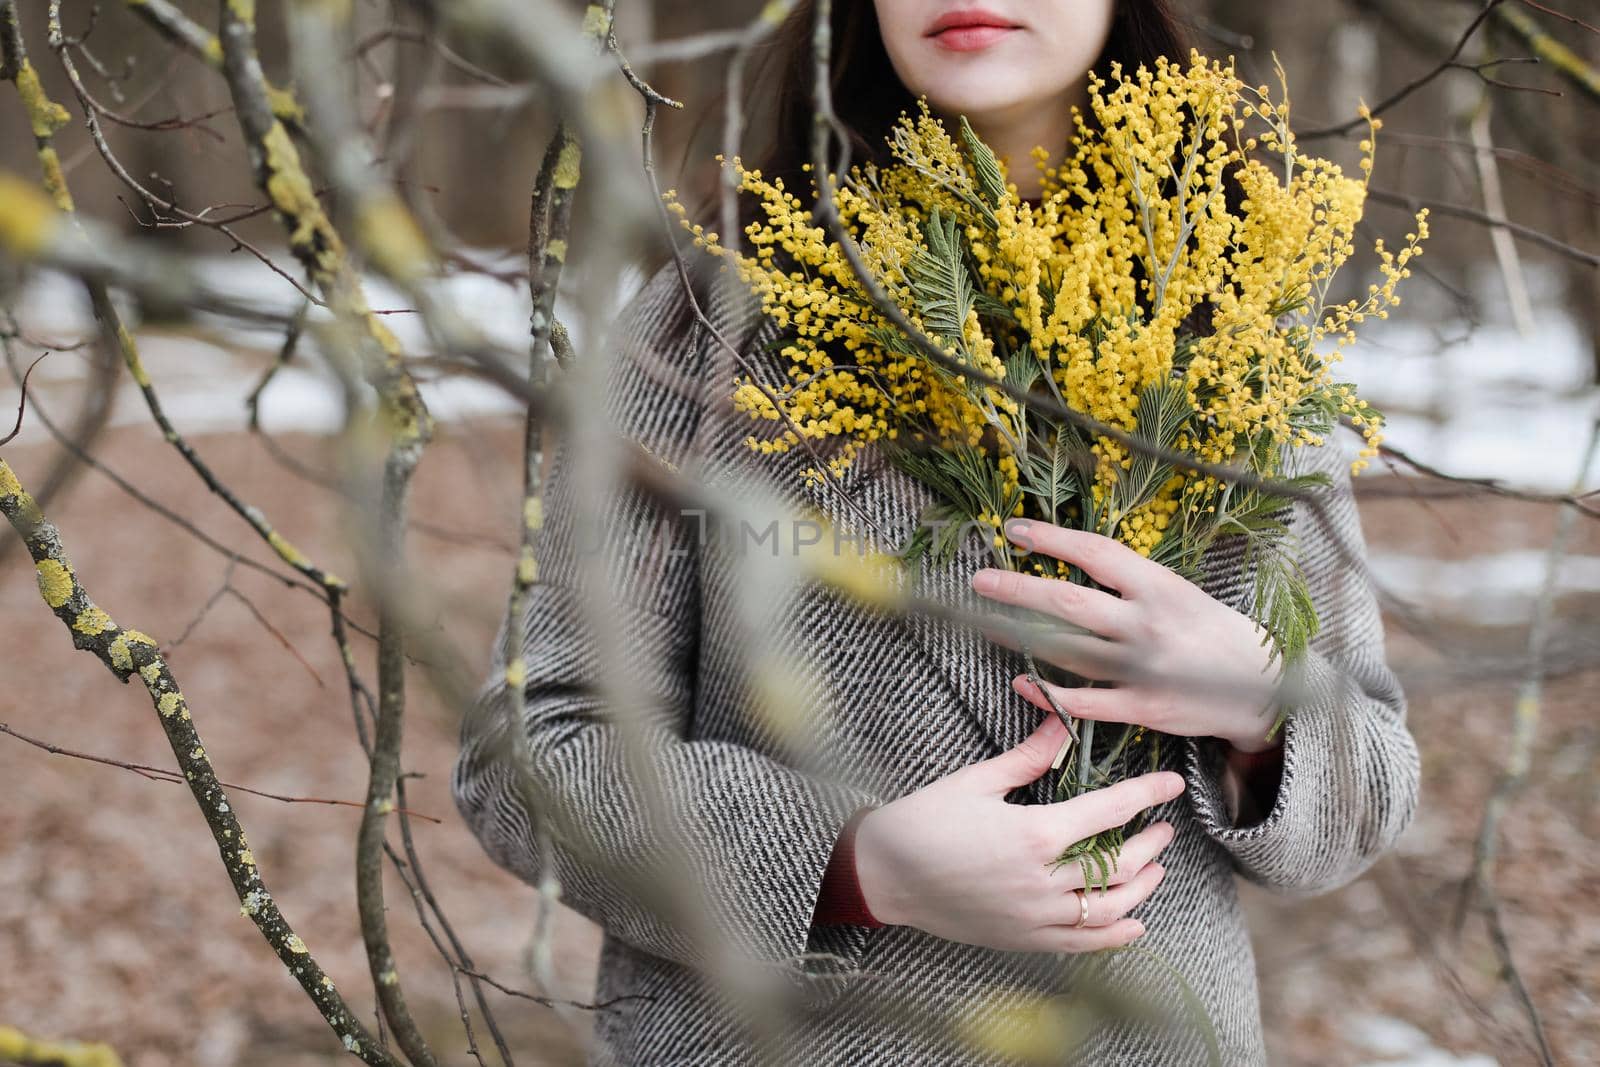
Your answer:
[1044,820,1175,889]
[979,619,1132,682]
[1112,820,1176,879]
[964,712,1073,794]
[1048,771,1186,842]
[1028,862,1168,953]
[1061,861,1166,928]
[970,567,1134,639]
[1002,520,1175,600]
[1013,674,1140,725]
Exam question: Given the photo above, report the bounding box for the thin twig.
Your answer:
[0,722,442,821]
[1298,1,1510,139]
[1367,185,1600,268]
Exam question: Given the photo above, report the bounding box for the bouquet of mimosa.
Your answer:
[664,50,1426,882]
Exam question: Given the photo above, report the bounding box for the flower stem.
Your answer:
[1077,717,1096,789]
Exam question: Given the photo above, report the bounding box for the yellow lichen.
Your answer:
[505,658,526,689]
[35,558,73,608]
[0,172,60,257]
[517,548,537,585]
[957,992,1084,1062]
[239,888,268,917]
[285,933,308,954]
[553,141,581,190]
[16,61,70,139]
[140,662,164,686]
[261,121,344,271]
[264,84,304,126]
[108,633,134,671]
[799,536,903,609]
[524,496,544,530]
[72,607,115,635]
[0,1025,124,1067]
[119,324,150,387]
[35,146,74,213]
[349,293,403,363]
[158,693,183,718]
[355,197,434,284]
[581,4,612,39]
[266,529,311,569]
[545,238,568,263]
[0,460,21,499]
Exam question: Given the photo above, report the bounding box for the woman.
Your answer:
[453,1,1422,1063]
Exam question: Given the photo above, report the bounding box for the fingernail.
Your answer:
[1004,518,1031,544]
[1151,863,1165,879]
[1166,773,1187,797]
[971,569,998,594]
[1130,920,1146,936]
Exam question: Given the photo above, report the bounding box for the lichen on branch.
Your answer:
[0,458,398,1067]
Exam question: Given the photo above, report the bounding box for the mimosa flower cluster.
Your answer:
[665,51,1426,675]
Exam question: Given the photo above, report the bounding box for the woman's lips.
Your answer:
[926,7,1021,51]
[929,24,1018,51]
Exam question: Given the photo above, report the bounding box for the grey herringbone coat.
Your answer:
[453,261,1421,1065]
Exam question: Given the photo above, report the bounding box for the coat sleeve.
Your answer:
[451,264,884,975]
[1183,438,1422,894]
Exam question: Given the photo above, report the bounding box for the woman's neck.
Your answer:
[946,80,1089,201]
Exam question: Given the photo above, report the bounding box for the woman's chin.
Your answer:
[921,84,1044,124]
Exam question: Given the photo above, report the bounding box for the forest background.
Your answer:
[1,1,1598,1064]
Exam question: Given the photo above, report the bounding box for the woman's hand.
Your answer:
[970,517,1284,754]
[852,713,1183,953]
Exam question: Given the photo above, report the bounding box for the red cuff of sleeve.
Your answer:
[811,806,885,928]
[1224,739,1285,824]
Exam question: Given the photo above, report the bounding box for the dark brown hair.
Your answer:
[758,0,1192,218]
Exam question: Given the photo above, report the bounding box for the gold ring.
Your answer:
[1071,888,1090,928]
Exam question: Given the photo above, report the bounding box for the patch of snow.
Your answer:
[1369,548,1600,625]
[1333,260,1599,494]
[1348,1013,1497,1067]
[8,252,1596,498]
[6,269,99,339]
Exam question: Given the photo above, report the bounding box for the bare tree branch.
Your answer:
[0,457,399,1066]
